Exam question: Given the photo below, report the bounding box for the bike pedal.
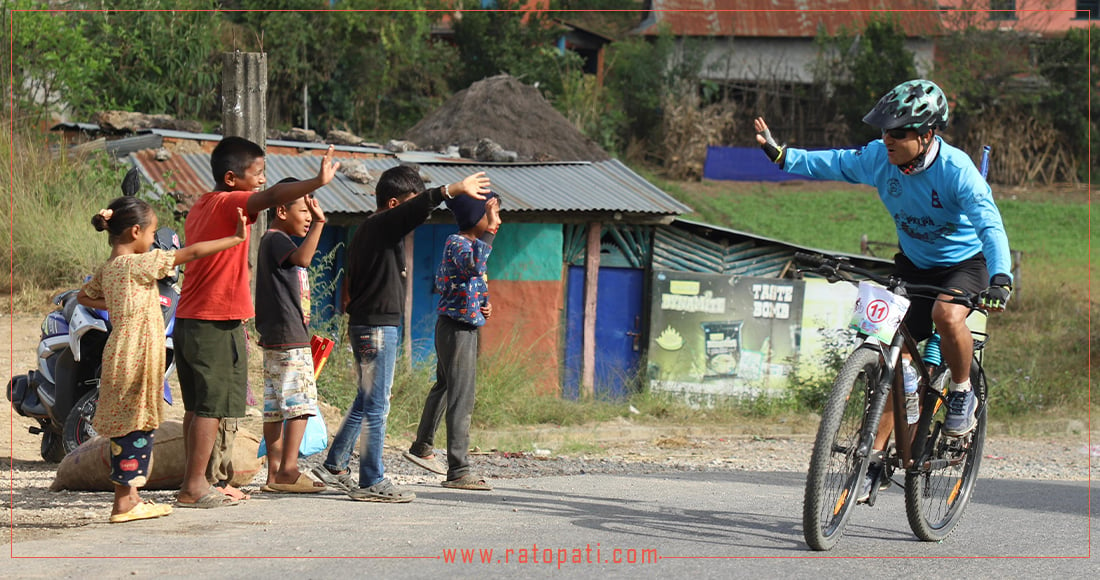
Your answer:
[28,426,42,434]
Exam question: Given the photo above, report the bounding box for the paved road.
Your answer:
[7,472,1095,578]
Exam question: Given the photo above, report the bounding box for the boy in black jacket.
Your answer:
[312,165,490,502]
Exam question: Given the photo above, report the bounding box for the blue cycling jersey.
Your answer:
[782,137,1011,281]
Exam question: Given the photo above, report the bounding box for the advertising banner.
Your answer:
[647,270,805,400]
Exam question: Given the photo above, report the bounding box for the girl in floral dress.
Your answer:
[77,196,246,523]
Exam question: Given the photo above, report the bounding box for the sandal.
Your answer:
[441,473,492,491]
[214,482,251,501]
[346,478,415,503]
[265,473,326,493]
[176,487,240,509]
[109,500,173,523]
[402,451,447,475]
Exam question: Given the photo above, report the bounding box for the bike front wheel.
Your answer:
[803,346,883,551]
[905,362,986,541]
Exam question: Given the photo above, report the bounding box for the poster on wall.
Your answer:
[647,270,805,400]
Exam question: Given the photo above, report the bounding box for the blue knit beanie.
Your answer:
[445,191,499,230]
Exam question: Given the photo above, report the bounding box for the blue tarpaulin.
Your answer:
[704,146,819,182]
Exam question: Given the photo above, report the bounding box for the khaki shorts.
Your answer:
[262,346,318,422]
[175,319,249,418]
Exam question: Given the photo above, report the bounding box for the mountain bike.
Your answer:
[796,252,990,551]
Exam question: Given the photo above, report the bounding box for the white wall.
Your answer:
[674,37,935,84]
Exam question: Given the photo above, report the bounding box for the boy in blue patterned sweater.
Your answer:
[404,193,501,491]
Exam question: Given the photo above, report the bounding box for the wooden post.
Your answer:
[403,232,415,369]
[581,222,602,398]
[221,51,268,295]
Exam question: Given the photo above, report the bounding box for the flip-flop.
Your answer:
[214,483,251,501]
[265,473,326,493]
[176,487,240,509]
[402,451,447,475]
[441,473,493,491]
[109,500,173,523]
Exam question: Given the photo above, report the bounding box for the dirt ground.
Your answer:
[4,311,1094,545]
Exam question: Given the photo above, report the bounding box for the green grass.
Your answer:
[2,125,128,304]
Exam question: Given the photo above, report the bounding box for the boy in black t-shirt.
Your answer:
[254,179,327,493]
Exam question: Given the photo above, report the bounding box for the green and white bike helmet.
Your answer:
[862,79,949,135]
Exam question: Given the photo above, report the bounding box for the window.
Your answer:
[1076,0,1099,19]
[990,0,1016,21]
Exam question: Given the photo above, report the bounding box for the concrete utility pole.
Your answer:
[221,51,268,294]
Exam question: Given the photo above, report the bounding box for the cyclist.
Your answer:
[753,79,1012,498]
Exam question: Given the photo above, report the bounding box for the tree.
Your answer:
[76,0,225,120]
[5,1,112,122]
[813,15,918,143]
[450,0,570,96]
[322,2,458,137]
[1035,27,1096,182]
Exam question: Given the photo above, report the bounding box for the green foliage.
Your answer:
[1034,27,1098,181]
[6,1,113,122]
[225,2,457,137]
[75,0,224,119]
[326,4,459,137]
[934,26,1095,183]
[603,31,708,148]
[813,15,918,143]
[547,54,626,153]
[787,328,853,412]
[451,0,573,97]
[2,126,131,293]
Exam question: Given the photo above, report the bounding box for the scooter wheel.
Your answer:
[63,390,99,454]
[41,431,66,463]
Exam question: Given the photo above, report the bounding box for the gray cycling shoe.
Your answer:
[944,389,977,436]
[310,465,355,493]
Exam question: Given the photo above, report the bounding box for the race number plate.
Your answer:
[849,281,910,343]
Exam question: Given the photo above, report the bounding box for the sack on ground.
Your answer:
[50,420,262,491]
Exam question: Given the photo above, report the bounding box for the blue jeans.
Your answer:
[322,325,398,488]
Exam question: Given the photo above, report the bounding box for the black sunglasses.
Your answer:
[882,128,913,140]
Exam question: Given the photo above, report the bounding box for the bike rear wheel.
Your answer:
[803,347,883,551]
[905,362,986,541]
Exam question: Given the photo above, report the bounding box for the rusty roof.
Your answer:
[633,1,943,38]
[128,149,691,218]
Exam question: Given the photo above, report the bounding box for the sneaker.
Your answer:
[943,388,977,436]
[347,478,415,503]
[855,458,884,503]
[310,465,355,493]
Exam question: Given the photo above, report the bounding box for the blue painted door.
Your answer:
[564,266,644,399]
[410,224,455,363]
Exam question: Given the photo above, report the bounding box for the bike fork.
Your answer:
[856,341,902,460]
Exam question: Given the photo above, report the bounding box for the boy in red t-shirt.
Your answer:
[174,137,338,509]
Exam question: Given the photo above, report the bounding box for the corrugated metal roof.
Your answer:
[654,220,892,278]
[634,1,943,38]
[672,218,893,267]
[141,128,395,155]
[128,151,692,217]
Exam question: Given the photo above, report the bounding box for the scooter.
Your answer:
[6,169,181,462]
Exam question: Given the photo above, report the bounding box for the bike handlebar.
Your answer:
[793,252,983,310]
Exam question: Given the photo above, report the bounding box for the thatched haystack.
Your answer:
[403,74,610,162]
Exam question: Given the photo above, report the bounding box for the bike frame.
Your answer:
[849,289,987,492]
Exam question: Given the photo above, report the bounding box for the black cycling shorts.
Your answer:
[893,252,988,342]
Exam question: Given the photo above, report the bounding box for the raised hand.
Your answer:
[307,195,326,224]
[485,196,502,229]
[456,171,491,200]
[233,207,248,241]
[317,145,341,185]
[754,117,784,164]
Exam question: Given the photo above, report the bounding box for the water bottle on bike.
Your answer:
[902,359,920,425]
